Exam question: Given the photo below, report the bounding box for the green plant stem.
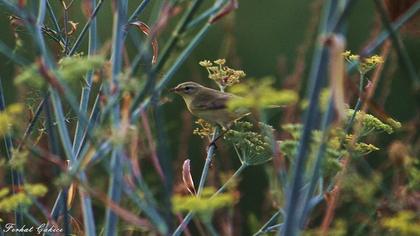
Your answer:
[17,93,48,151]
[345,72,364,133]
[22,0,102,233]
[128,0,151,23]
[104,1,127,235]
[197,129,220,195]
[72,0,98,156]
[68,0,104,56]
[62,0,69,54]
[46,0,63,40]
[298,97,334,226]
[71,1,99,235]
[0,79,24,235]
[78,172,97,236]
[186,3,223,30]
[253,210,283,236]
[282,0,334,234]
[214,163,247,196]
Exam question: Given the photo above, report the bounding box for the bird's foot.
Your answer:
[208,140,218,150]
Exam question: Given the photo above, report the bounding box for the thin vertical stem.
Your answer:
[282,0,334,234]
[68,0,104,56]
[0,78,23,235]
[128,0,151,23]
[61,0,69,54]
[72,0,98,155]
[197,130,219,195]
[104,1,127,235]
[298,98,334,226]
[345,73,364,133]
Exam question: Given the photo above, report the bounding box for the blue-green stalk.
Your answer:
[281,0,334,234]
[103,1,127,235]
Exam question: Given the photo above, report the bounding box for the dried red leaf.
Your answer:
[182,159,196,195]
[129,21,159,64]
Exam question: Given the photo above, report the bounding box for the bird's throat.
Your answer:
[181,95,194,113]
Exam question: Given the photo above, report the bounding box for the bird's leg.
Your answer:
[208,126,231,149]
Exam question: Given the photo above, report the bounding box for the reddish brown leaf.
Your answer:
[129,21,159,64]
[182,159,196,195]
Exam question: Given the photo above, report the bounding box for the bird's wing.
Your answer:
[192,92,232,110]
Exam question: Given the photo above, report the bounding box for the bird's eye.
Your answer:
[184,86,191,91]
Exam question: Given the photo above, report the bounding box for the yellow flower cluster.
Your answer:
[0,184,48,213]
[199,59,246,89]
[16,55,105,88]
[225,121,274,165]
[342,50,384,74]
[9,149,28,171]
[347,109,396,135]
[0,103,23,136]
[344,135,379,155]
[382,211,420,235]
[193,118,214,139]
[172,187,235,214]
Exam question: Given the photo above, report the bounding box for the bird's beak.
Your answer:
[169,87,179,92]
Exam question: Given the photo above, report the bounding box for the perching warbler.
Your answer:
[170,81,249,128]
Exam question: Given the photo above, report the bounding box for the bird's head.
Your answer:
[169,81,203,98]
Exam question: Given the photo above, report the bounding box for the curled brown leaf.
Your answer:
[67,21,79,36]
[129,21,159,64]
[182,159,196,195]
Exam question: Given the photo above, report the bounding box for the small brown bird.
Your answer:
[170,81,249,128]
